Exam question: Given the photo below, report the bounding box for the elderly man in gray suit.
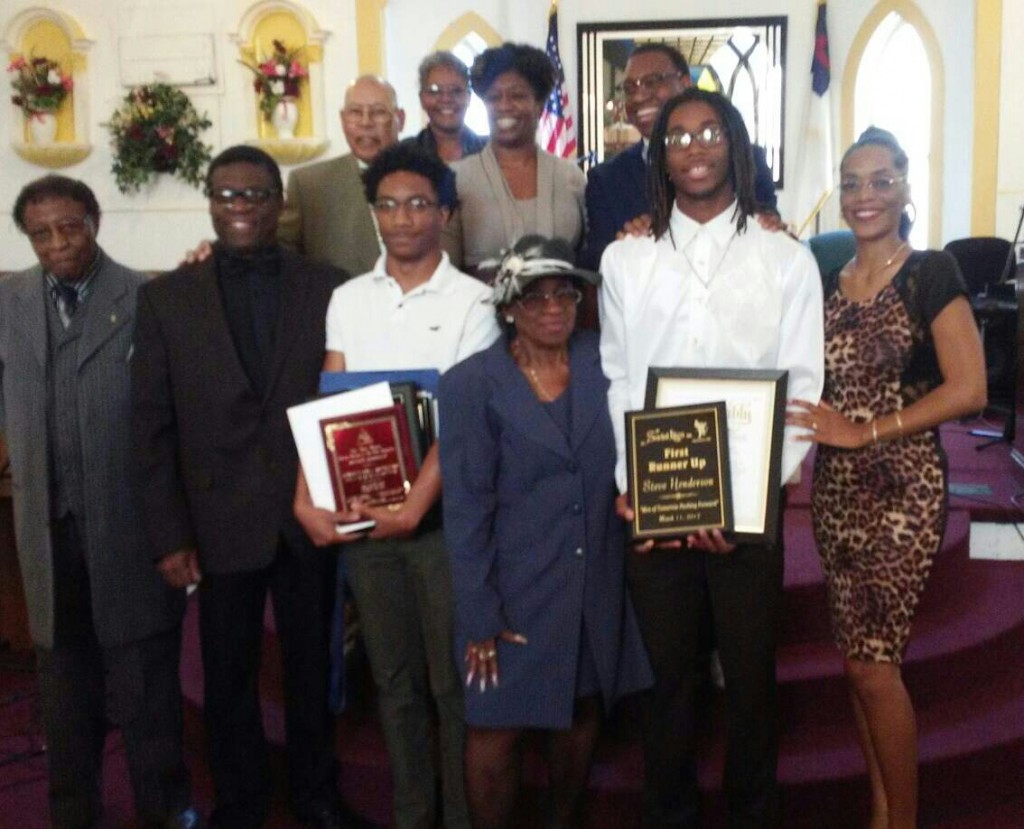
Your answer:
[0,176,197,829]
[277,74,404,276]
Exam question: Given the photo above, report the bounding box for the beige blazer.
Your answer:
[277,152,379,278]
[444,144,587,268]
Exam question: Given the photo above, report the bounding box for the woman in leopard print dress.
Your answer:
[788,128,986,829]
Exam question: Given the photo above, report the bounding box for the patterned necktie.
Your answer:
[54,280,80,319]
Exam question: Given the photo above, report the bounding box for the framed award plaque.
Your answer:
[626,402,733,540]
[320,403,420,513]
[644,368,788,544]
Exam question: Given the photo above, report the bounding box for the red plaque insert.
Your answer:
[320,404,419,512]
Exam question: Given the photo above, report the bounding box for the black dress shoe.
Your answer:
[164,806,204,829]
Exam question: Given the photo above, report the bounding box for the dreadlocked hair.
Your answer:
[647,88,758,240]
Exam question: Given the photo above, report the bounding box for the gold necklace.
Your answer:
[511,340,563,402]
[842,241,909,281]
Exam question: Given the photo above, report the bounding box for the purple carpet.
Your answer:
[2,421,1023,827]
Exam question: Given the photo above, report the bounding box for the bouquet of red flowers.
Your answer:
[8,54,72,116]
[241,39,308,120]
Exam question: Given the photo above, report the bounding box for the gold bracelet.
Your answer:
[895,411,904,437]
[871,420,879,446]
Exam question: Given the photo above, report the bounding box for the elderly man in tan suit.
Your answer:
[277,75,404,277]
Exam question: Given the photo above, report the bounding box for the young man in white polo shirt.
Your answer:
[294,140,498,829]
[599,89,824,827]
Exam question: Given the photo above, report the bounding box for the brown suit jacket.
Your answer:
[130,249,345,573]
[277,153,380,278]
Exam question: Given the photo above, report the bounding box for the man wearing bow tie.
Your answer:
[131,146,360,828]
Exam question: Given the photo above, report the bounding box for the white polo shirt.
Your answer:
[599,202,824,492]
[325,252,499,372]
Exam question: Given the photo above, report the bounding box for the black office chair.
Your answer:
[943,237,1017,446]
[943,236,1012,297]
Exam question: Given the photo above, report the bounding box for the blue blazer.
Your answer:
[440,331,651,729]
[581,139,779,270]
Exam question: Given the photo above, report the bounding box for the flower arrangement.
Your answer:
[8,54,73,116]
[240,39,308,120]
[104,83,213,194]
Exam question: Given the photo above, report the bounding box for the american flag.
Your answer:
[791,0,834,237]
[537,1,577,159]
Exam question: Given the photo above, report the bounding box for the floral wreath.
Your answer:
[104,83,213,194]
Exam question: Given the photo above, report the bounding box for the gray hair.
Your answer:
[417,51,470,89]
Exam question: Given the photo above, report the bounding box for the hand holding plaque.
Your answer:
[625,402,733,540]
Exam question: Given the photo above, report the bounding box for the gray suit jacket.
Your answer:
[0,255,184,649]
[277,152,380,278]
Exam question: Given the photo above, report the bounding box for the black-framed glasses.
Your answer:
[838,175,907,195]
[206,187,281,206]
[25,215,94,246]
[664,126,725,151]
[516,287,582,314]
[615,71,683,98]
[341,105,397,124]
[372,196,440,215]
[422,83,469,98]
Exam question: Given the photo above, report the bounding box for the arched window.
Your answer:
[845,4,943,248]
[433,12,502,138]
[451,32,489,136]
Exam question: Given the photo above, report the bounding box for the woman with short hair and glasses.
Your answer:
[443,44,586,274]
[440,235,651,828]
[415,51,486,162]
[788,127,986,829]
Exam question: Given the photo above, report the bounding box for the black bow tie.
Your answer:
[216,246,281,281]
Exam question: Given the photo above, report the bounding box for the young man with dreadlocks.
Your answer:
[598,88,824,827]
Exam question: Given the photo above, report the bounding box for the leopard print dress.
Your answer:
[812,259,952,664]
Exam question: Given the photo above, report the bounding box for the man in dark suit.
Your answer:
[581,43,779,271]
[131,147,355,829]
[0,175,197,828]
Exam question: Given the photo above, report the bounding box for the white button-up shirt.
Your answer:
[325,252,499,372]
[599,202,824,492]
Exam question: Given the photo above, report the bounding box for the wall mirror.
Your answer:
[577,16,787,187]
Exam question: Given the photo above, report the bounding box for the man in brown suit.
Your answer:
[131,147,358,829]
[276,75,404,276]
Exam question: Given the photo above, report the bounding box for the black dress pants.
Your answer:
[625,531,784,829]
[38,514,190,829]
[198,530,338,828]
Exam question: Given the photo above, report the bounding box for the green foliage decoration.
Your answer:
[104,83,213,194]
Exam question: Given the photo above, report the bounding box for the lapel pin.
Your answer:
[110,312,118,324]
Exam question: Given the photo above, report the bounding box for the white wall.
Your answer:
[0,0,1012,273]
[0,0,360,271]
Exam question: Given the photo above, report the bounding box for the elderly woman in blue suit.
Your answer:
[439,236,652,828]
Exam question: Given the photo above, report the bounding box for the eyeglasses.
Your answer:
[516,287,582,314]
[206,188,281,205]
[664,126,724,151]
[25,215,94,246]
[342,105,397,124]
[839,175,907,195]
[422,83,469,98]
[616,71,683,98]
[373,196,440,215]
